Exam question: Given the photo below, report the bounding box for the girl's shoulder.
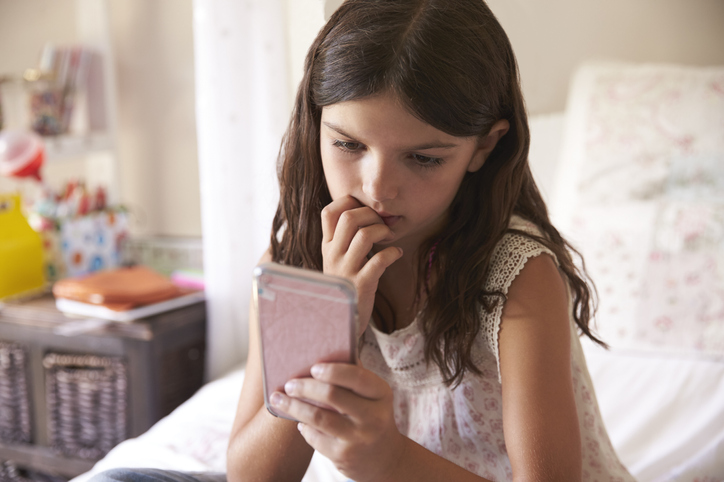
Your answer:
[486,215,559,293]
[481,215,563,382]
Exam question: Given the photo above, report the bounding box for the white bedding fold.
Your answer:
[582,340,724,481]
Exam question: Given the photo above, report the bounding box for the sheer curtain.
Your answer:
[192,0,290,380]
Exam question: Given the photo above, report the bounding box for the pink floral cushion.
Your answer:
[552,62,724,357]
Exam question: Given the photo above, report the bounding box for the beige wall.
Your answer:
[486,0,724,114]
[0,1,77,75]
[2,0,723,238]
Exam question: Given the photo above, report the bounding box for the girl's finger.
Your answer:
[321,196,363,244]
[284,377,365,418]
[309,363,391,400]
[342,224,394,266]
[324,207,385,255]
[358,246,404,285]
[296,422,333,455]
[271,390,352,438]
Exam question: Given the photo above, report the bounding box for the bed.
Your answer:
[72,62,724,482]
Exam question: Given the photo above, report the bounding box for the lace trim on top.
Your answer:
[482,216,558,381]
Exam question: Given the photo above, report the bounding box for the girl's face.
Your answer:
[320,92,490,254]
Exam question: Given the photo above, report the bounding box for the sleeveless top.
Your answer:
[359,216,635,481]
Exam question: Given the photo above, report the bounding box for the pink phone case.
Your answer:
[253,262,357,421]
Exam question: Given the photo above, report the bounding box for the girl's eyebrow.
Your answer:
[322,121,460,150]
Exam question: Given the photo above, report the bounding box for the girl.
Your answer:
[227,1,635,481]
[94,1,634,481]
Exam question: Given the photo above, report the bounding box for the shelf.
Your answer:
[43,132,114,161]
[0,293,207,479]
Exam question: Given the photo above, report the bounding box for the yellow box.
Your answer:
[0,194,45,299]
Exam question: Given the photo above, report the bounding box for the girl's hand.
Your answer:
[321,195,403,336]
[269,363,408,482]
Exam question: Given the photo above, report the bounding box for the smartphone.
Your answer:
[252,262,358,421]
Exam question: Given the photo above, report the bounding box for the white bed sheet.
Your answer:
[582,340,724,481]
[71,343,724,482]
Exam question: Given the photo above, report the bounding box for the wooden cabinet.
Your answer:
[0,294,206,480]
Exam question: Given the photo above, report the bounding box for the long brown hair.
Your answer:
[271,0,605,386]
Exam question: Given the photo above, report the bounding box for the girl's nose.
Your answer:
[362,155,399,203]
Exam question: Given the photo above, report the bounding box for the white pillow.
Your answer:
[551,62,724,357]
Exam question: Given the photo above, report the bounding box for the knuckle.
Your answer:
[355,227,372,245]
[321,383,337,402]
[338,210,354,225]
[320,203,333,217]
[311,407,326,426]
[367,253,384,267]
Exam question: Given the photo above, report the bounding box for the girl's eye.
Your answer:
[333,139,362,152]
[412,153,444,168]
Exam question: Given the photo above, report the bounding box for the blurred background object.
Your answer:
[0,129,44,181]
[0,193,45,299]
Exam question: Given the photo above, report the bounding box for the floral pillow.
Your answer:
[552,62,724,357]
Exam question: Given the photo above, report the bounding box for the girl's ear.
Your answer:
[467,119,510,173]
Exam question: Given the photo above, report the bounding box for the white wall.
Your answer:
[2,0,723,238]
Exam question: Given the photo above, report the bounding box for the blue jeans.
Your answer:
[87,469,226,482]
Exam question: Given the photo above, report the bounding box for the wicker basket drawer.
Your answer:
[43,353,128,460]
[0,341,32,445]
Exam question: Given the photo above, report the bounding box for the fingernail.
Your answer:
[397,247,404,256]
[270,392,284,407]
[310,364,324,378]
[297,422,304,432]
[284,380,297,394]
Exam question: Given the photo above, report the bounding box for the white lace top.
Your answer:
[359,216,634,481]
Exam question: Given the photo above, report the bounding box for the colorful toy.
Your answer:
[0,194,45,299]
[0,130,45,181]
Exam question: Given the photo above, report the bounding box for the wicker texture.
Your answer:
[0,461,25,482]
[0,341,32,445]
[0,460,68,482]
[43,353,127,460]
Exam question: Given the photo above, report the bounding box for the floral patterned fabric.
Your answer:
[555,63,724,356]
[360,216,634,481]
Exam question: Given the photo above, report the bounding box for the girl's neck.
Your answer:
[373,245,431,333]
